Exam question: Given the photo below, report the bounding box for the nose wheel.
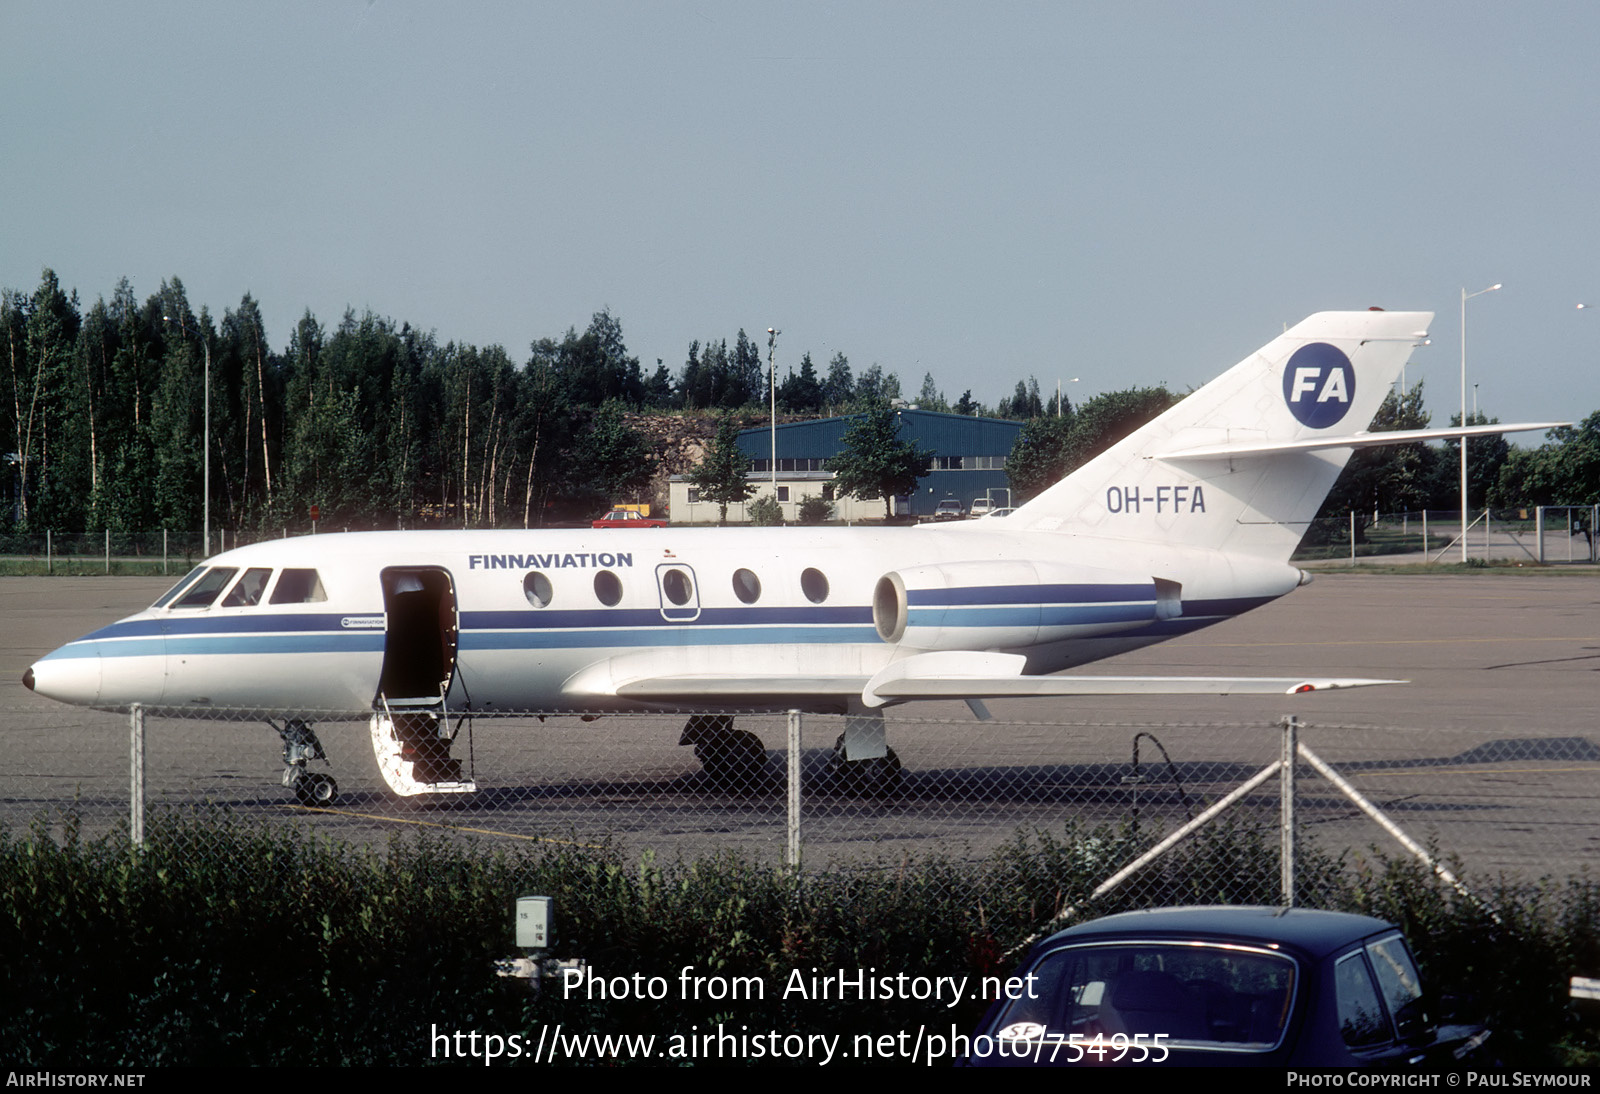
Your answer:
[293,772,339,806]
[274,718,340,806]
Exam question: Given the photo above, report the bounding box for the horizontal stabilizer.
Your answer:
[1159,422,1568,461]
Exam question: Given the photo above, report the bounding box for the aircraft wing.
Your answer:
[857,651,1401,707]
[563,649,1403,707]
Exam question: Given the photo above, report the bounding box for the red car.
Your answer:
[591,509,668,529]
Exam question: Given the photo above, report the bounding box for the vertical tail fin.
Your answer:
[1011,310,1433,560]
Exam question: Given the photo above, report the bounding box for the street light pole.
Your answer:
[767,328,780,505]
[1460,284,1501,562]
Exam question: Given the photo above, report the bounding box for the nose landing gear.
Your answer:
[275,718,340,806]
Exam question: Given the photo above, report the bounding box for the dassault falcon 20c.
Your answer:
[24,309,1563,805]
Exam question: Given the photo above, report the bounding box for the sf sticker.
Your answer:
[1106,485,1206,514]
[1282,342,1355,428]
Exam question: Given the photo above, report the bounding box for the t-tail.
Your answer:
[1009,309,1452,561]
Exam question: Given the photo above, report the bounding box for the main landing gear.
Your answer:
[274,718,339,806]
[679,714,773,791]
[828,709,903,798]
[678,710,904,798]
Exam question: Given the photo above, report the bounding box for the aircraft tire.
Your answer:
[694,729,769,792]
[828,736,903,799]
[294,773,339,807]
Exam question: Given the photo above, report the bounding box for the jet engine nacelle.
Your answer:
[872,560,1181,652]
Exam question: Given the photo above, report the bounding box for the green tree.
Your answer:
[915,372,948,412]
[821,352,853,413]
[777,352,823,414]
[748,494,782,525]
[568,400,657,513]
[829,400,932,519]
[1436,409,1509,511]
[1005,386,1179,502]
[1491,414,1600,515]
[687,414,755,524]
[1316,381,1436,541]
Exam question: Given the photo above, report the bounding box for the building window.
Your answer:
[687,488,700,504]
[777,486,790,502]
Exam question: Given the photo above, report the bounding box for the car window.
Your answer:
[1335,951,1391,1048]
[1366,935,1430,1040]
[992,942,1297,1052]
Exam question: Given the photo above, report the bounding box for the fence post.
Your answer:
[46,529,51,574]
[785,710,803,869]
[163,528,168,575]
[105,528,110,573]
[1422,510,1428,555]
[1537,506,1545,564]
[1280,716,1298,907]
[1348,511,1355,563]
[130,704,145,848]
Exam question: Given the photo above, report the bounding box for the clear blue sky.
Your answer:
[4,1,1595,429]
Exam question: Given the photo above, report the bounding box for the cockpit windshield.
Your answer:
[168,567,240,610]
[152,567,206,609]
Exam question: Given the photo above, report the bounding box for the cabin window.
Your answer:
[732,568,761,604]
[221,567,273,608]
[687,487,700,504]
[524,572,554,608]
[661,567,694,606]
[171,567,239,609]
[153,566,206,608]
[269,568,327,604]
[801,567,829,604]
[594,570,623,606]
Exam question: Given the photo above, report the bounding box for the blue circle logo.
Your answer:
[1281,343,1355,428]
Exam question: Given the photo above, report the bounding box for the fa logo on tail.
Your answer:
[1282,342,1355,428]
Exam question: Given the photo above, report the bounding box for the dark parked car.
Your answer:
[964,906,1488,1067]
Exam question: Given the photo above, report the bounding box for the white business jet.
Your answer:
[23,309,1561,805]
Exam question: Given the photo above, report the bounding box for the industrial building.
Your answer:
[668,408,1023,523]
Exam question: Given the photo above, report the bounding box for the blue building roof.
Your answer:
[736,408,1024,517]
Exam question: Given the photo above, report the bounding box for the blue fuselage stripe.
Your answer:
[42,597,1260,661]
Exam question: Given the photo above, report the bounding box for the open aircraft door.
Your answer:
[371,566,476,797]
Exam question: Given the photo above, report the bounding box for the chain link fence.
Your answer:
[7,703,1597,907]
[1294,507,1600,565]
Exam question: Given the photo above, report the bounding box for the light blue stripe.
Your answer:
[906,604,1154,628]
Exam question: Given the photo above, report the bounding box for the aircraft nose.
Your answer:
[24,655,103,707]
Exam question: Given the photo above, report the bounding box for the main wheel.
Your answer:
[294,772,339,806]
[828,735,903,798]
[695,728,770,791]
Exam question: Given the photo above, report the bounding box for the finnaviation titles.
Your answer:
[468,552,633,570]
